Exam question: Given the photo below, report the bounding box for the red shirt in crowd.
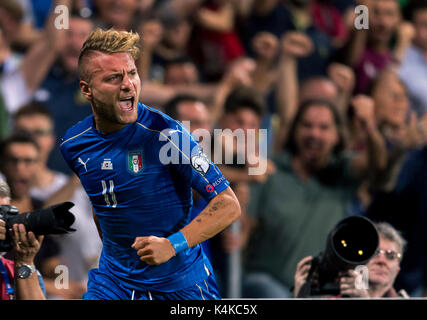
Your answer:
[0,256,14,300]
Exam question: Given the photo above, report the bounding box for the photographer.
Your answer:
[0,178,46,300]
[294,222,409,298]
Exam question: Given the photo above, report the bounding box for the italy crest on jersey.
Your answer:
[127,150,143,175]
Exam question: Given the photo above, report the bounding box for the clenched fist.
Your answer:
[280,31,314,58]
[132,235,176,265]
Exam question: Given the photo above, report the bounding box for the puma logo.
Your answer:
[78,157,90,172]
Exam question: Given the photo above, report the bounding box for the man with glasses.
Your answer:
[0,131,63,299]
[13,103,59,201]
[341,222,409,298]
[294,222,409,298]
[0,131,42,213]
[0,178,46,300]
[12,103,100,299]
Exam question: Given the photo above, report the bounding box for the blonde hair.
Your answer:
[78,28,140,81]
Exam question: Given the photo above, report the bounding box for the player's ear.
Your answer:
[80,80,92,100]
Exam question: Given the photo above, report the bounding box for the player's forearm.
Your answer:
[181,187,241,248]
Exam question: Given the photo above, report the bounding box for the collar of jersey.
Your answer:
[91,117,135,140]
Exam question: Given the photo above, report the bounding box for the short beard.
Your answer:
[91,97,122,125]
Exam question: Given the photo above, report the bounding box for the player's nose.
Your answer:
[120,73,132,91]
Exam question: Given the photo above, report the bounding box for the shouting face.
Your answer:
[80,51,141,133]
[294,104,339,169]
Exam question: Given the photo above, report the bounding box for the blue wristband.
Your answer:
[167,231,189,255]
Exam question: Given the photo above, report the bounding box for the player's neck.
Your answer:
[94,115,128,134]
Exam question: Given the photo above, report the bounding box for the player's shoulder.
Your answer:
[137,102,186,134]
[60,115,94,149]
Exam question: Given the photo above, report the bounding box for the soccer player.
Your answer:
[60,28,241,300]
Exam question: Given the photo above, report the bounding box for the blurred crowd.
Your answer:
[1,0,427,299]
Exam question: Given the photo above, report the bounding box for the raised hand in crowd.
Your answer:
[280,31,314,59]
[352,94,377,133]
[350,94,388,175]
[273,31,314,153]
[383,111,427,149]
[251,31,279,62]
[327,62,356,119]
[137,19,164,80]
[394,21,416,64]
[210,57,256,124]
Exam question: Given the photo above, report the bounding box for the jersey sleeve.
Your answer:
[59,140,78,175]
[157,121,230,201]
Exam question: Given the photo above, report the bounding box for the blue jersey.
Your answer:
[60,103,230,292]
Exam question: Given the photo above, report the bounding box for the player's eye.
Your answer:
[107,74,121,82]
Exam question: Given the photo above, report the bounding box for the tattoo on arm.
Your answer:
[196,199,225,223]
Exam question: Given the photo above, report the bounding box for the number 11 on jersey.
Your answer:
[102,179,117,208]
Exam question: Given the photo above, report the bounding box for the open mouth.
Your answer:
[119,96,135,112]
[302,139,324,153]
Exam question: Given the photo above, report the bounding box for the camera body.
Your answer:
[298,216,379,298]
[0,205,21,251]
[0,202,76,252]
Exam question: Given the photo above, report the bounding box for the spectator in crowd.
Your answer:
[399,0,427,116]
[163,57,200,86]
[13,103,66,200]
[0,178,46,300]
[0,131,42,213]
[32,11,94,174]
[367,144,427,296]
[0,132,63,299]
[163,94,212,134]
[214,86,274,296]
[242,98,387,298]
[136,17,164,82]
[0,0,42,51]
[249,31,279,102]
[294,222,409,298]
[243,0,333,81]
[357,69,427,210]
[92,0,138,31]
[273,30,343,153]
[192,0,245,81]
[0,0,68,135]
[311,0,350,49]
[339,0,405,94]
[12,102,101,298]
[151,17,193,72]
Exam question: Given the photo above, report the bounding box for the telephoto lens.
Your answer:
[0,202,76,252]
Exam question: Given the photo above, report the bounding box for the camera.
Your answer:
[297,216,379,297]
[0,202,76,252]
